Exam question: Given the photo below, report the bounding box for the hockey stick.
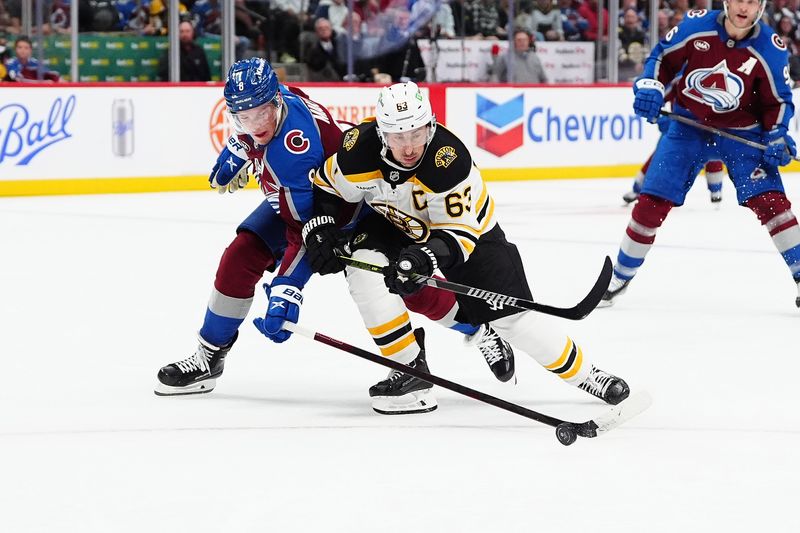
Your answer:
[284,322,652,446]
[336,255,613,320]
[660,110,800,162]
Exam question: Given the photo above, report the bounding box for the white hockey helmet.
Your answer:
[723,0,766,31]
[376,81,437,170]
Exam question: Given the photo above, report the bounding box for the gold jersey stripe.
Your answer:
[409,177,432,193]
[545,338,574,370]
[459,237,475,254]
[475,182,488,214]
[379,331,417,357]
[345,170,384,183]
[367,312,411,336]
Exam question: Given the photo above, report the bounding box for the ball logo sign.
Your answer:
[209,97,233,154]
[475,94,525,157]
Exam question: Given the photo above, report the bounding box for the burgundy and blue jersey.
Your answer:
[644,9,793,132]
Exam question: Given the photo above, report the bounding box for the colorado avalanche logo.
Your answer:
[682,60,744,113]
[772,34,787,51]
[284,129,310,154]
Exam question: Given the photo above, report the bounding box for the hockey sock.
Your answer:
[489,312,590,386]
[745,192,800,280]
[704,160,725,193]
[402,285,479,336]
[614,193,674,281]
[200,231,276,347]
[346,249,420,364]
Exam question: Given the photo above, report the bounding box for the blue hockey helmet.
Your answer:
[224,58,280,113]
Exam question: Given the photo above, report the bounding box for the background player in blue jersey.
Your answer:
[601,1,800,309]
[154,59,513,396]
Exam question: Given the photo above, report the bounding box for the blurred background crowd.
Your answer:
[1,0,800,84]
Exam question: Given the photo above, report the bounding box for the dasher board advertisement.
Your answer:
[444,86,662,177]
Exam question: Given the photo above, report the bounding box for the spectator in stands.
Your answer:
[354,0,382,37]
[465,0,506,39]
[5,35,60,82]
[191,0,252,60]
[558,0,588,42]
[48,0,72,34]
[157,20,211,81]
[261,0,303,63]
[577,0,608,41]
[315,0,348,35]
[618,7,646,80]
[490,28,547,83]
[375,7,426,81]
[530,0,564,41]
[619,7,645,52]
[657,8,670,40]
[144,0,188,36]
[0,0,21,35]
[305,17,342,81]
[336,11,378,80]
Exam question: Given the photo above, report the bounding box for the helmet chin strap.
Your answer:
[723,0,765,32]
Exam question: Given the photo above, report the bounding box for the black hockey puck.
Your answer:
[556,423,578,446]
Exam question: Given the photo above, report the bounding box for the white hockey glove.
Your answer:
[209,135,254,194]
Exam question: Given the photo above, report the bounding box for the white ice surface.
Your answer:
[2,177,799,533]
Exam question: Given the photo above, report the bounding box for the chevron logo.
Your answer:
[476,94,524,157]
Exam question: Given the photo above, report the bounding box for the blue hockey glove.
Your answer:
[209,135,252,194]
[762,127,797,167]
[253,278,303,343]
[632,78,665,122]
[302,216,349,275]
[384,245,438,296]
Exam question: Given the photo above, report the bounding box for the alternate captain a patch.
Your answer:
[343,129,359,151]
[434,146,457,168]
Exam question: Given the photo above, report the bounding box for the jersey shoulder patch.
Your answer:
[336,121,382,175]
[415,126,473,193]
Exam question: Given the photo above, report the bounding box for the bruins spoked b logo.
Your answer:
[372,203,429,241]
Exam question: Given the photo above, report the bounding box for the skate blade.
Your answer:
[154,378,216,396]
[372,389,438,415]
[595,299,615,308]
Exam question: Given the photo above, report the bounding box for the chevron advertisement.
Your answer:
[445,86,663,179]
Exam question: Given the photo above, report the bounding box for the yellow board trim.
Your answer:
[6,160,800,197]
[0,175,258,197]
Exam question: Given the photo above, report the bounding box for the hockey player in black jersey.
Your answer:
[301,81,632,414]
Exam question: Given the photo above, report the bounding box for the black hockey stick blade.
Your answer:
[337,255,613,321]
[283,322,651,445]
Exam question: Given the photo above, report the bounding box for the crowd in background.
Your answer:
[2,0,800,83]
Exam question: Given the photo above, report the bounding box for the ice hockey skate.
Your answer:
[795,280,800,308]
[154,332,237,396]
[465,323,515,382]
[710,190,722,203]
[369,328,437,415]
[578,366,630,405]
[597,276,631,308]
[622,189,639,204]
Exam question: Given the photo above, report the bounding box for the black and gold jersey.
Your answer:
[313,121,497,264]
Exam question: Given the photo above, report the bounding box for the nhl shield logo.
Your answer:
[389,170,400,182]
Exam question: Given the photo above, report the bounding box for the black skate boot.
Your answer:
[578,365,630,405]
[369,328,437,415]
[795,279,800,308]
[154,332,238,396]
[465,324,515,382]
[597,276,631,308]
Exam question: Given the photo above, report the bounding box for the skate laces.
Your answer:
[475,327,504,366]
[580,366,613,397]
[175,345,213,374]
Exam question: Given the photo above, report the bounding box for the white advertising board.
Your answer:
[445,85,661,174]
[0,85,385,188]
[418,39,595,83]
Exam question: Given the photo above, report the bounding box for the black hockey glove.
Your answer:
[302,216,348,275]
[384,245,438,296]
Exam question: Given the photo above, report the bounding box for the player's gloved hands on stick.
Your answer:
[210,135,252,194]
[253,277,303,343]
[762,126,797,167]
[384,245,438,296]
[632,78,665,122]
[302,216,348,275]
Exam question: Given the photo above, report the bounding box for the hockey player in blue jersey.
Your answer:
[600,0,800,309]
[154,58,514,397]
